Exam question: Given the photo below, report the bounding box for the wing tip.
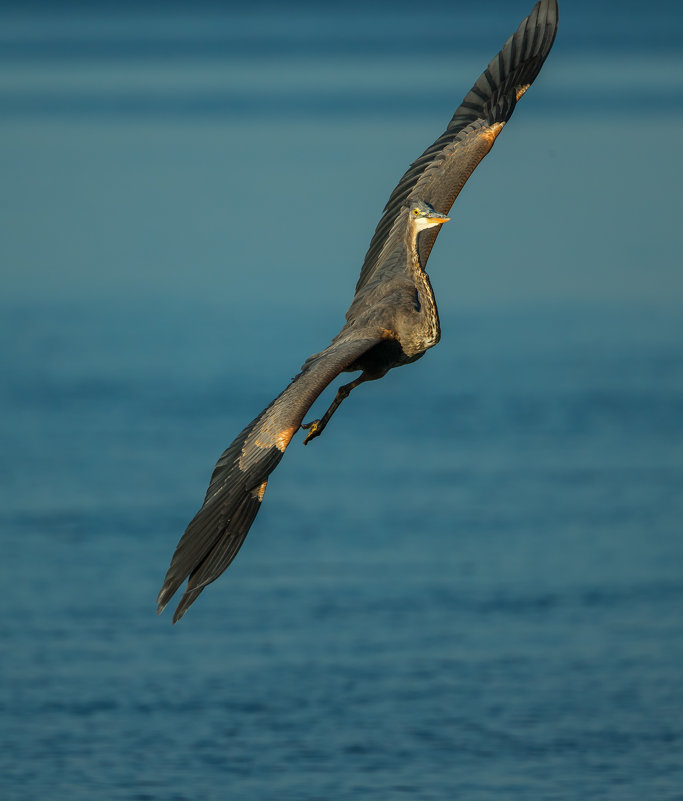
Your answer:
[532,0,560,59]
[156,583,197,624]
[156,583,174,618]
[171,599,192,624]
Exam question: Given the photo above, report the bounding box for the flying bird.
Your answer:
[158,0,559,622]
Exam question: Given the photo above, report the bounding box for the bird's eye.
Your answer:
[413,208,420,216]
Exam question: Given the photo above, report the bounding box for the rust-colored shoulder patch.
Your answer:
[515,83,531,101]
[252,479,268,502]
[379,327,398,340]
[479,121,506,145]
[273,425,297,451]
[252,423,298,453]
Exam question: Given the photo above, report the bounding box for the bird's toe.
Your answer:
[301,419,321,445]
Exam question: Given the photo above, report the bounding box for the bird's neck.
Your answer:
[406,227,441,348]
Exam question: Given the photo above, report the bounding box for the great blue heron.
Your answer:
[158,0,559,622]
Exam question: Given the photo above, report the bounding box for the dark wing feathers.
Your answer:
[157,334,381,622]
[159,0,558,622]
[355,0,558,292]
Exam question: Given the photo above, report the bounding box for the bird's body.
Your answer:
[348,203,444,360]
[305,201,447,390]
[158,0,559,622]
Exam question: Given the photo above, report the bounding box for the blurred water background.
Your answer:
[2,1,683,799]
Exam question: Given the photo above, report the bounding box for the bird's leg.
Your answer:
[302,373,372,445]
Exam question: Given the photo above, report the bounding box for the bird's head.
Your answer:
[407,198,450,230]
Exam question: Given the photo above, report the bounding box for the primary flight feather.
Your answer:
[158,0,559,622]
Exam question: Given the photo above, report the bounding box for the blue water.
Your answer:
[2,2,683,799]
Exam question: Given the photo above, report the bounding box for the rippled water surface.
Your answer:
[2,2,683,799]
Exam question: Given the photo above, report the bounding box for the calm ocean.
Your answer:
[2,1,682,799]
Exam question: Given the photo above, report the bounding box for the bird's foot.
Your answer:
[301,419,322,445]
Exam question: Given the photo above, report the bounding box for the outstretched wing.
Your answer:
[355,0,558,292]
[157,333,381,622]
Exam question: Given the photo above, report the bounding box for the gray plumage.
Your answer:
[158,0,559,622]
